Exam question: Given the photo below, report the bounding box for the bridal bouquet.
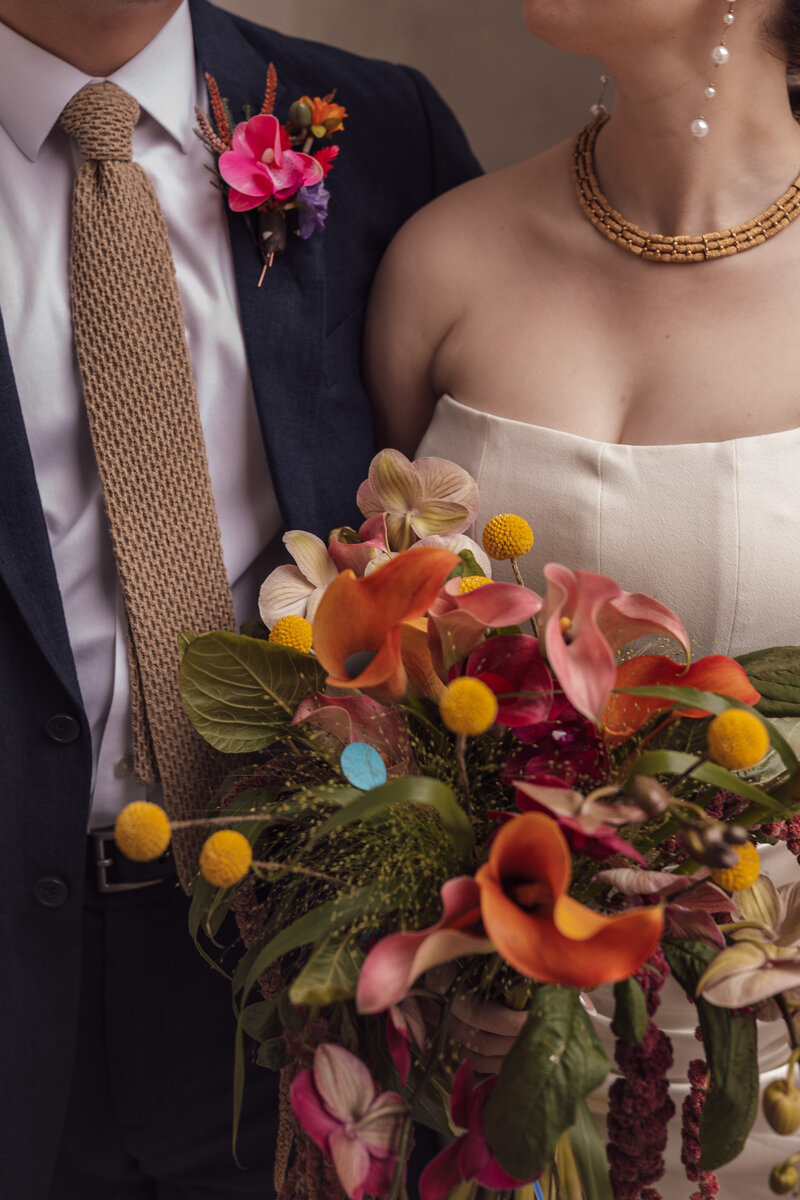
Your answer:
[116,451,800,1200]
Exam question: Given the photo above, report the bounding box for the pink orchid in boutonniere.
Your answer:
[538,564,691,725]
[290,1043,404,1200]
[195,66,346,282]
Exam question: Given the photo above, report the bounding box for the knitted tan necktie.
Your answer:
[60,82,236,887]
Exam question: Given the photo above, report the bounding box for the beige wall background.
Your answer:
[214,0,603,172]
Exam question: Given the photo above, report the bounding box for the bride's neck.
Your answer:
[593,53,800,235]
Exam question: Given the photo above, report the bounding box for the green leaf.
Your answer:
[256,1036,289,1070]
[179,631,325,753]
[484,986,610,1179]
[309,776,474,867]
[448,549,487,579]
[620,685,798,773]
[612,977,648,1047]
[568,1097,614,1200]
[288,933,365,1007]
[232,879,401,1002]
[737,646,800,717]
[240,998,282,1043]
[662,939,758,1170]
[178,630,201,658]
[626,749,784,814]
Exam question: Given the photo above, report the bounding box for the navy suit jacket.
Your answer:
[0,2,480,1192]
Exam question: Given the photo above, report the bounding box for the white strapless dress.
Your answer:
[417,394,800,1199]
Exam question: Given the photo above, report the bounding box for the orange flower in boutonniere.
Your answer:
[297,93,348,137]
[475,812,664,989]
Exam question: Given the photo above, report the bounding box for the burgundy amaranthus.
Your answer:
[607,948,676,1200]
[681,1050,720,1198]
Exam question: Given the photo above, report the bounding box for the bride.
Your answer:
[363,0,800,1194]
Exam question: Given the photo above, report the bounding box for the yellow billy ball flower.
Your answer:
[710,841,760,892]
[439,676,498,736]
[199,830,253,888]
[707,709,770,771]
[269,615,313,654]
[482,514,534,561]
[459,575,492,595]
[114,801,171,862]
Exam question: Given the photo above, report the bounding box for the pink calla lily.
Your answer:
[428,579,543,677]
[219,114,323,212]
[538,564,690,724]
[291,1044,403,1200]
[292,691,415,778]
[419,1061,536,1200]
[595,867,735,948]
[356,878,493,1015]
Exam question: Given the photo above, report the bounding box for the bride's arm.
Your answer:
[363,184,475,456]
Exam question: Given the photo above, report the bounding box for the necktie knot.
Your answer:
[59,82,140,162]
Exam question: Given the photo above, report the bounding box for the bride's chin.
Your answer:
[521,0,594,55]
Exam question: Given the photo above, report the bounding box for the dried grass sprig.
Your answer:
[193,108,230,155]
[262,63,279,115]
[204,71,232,144]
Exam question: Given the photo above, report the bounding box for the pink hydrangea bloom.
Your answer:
[218,114,323,212]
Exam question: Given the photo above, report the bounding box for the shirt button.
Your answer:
[114,755,134,779]
[33,876,70,908]
[44,714,80,744]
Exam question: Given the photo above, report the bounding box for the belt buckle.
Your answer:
[91,829,163,894]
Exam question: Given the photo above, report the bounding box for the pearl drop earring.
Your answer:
[691,0,737,138]
[591,73,610,118]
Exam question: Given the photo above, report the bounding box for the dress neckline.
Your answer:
[436,394,800,451]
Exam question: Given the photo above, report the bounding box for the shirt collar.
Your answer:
[0,0,197,162]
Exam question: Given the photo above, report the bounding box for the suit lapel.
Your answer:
[0,316,82,703]
[190,0,326,533]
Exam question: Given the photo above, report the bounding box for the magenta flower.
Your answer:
[386,996,429,1086]
[460,634,552,727]
[502,693,609,792]
[513,780,650,864]
[419,1060,535,1200]
[356,878,492,1015]
[218,114,323,212]
[428,579,542,677]
[290,1043,404,1200]
[538,564,690,725]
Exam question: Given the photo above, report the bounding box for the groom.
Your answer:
[0,0,479,1195]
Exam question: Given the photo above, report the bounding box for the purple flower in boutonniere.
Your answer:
[195,65,346,282]
[297,182,330,239]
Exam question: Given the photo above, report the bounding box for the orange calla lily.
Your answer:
[604,654,761,740]
[313,547,458,701]
[474,812,663,989]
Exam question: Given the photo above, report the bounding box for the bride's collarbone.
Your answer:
[435,275,800,445]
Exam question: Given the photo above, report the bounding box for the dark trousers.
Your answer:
[48,880,279,1199]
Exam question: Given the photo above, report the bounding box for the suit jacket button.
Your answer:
[45,714,80,744]
[34,876,70,908]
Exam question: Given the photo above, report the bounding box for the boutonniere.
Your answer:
[195,65,346,285]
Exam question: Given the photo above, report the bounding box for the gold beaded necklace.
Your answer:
[572,115,800,263]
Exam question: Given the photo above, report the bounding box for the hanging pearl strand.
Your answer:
[691,0,737,137]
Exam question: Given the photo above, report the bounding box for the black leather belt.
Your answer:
[87,826,177,894]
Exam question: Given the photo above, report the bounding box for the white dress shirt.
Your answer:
[0,2,282,825]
